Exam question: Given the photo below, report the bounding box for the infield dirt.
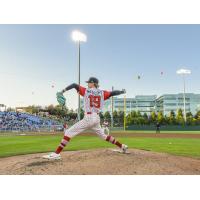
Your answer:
[0,148,200,175]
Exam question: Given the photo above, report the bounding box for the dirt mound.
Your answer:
[0,149,200,175]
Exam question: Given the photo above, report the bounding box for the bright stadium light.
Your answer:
[176,68,191,122]
[176,69,191,75]
[72,30,87,42]
[71,30,87,121]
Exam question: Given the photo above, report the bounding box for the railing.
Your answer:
[0,125,63,133]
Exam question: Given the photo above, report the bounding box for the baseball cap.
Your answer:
[86,77,99,84]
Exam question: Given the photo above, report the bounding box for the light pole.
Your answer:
[176,68,191,122]
[72,30,87,121]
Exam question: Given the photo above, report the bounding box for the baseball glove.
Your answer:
[56,92,66,106]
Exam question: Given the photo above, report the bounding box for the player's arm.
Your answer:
[61,83,86,96]
[104,89,126,100]
[57,83,86,106]
[61,83,79,93]
[110,89,126,97]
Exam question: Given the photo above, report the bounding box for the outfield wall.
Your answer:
[127,125,200,131]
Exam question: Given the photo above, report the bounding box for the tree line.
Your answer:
[102,109,200,126]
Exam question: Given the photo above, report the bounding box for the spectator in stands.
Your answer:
[0,111,62,132]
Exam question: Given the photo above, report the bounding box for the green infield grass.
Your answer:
[0,133,200,158]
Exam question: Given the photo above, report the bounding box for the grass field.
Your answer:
[0,132,200,158]
[1,130,200,135]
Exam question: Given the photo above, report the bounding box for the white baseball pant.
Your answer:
[64,113,107,140]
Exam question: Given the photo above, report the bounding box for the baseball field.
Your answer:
[0,131,200,175]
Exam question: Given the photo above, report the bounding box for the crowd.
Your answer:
[0,111,62,132]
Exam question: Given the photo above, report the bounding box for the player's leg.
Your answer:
[55,118,89,154]
[63,123,68,132]
[92,125,128,153]
[43,118,89,160]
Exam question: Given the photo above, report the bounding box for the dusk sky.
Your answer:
[0,24,200,109]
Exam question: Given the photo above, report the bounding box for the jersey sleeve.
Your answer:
[79,86,86,96]
[103,90,111,100]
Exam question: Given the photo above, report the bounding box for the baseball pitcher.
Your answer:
[43,77,128,160]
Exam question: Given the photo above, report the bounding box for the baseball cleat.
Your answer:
[42,152,61,160]
[120,144,128,154]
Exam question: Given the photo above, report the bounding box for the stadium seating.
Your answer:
[0,111,62,132]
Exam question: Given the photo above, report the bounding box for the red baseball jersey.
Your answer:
[79,86,111,113]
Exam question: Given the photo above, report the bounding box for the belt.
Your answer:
[86,112,99,115]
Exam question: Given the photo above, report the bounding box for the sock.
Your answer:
[106,135,122,148]
[55,135,71,154]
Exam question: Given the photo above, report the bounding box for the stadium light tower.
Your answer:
[176,68,191,122]
[72,30,87,121]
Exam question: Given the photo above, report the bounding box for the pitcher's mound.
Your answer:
[0,149,200,175]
